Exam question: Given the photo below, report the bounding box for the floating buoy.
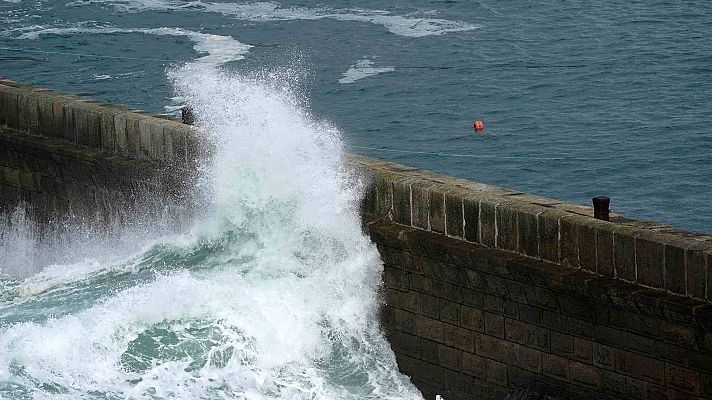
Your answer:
[474,120,484,132]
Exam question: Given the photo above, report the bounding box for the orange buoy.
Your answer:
[474,120,484,132]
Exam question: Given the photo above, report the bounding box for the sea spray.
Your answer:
[0,202,193,280]
[0,66,424,399]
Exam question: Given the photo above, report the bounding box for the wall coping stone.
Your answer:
[0,78,203,165]
[347,154,712,302]
[2,79,710,302]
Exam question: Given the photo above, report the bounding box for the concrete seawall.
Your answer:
[2,80,712,400]
[351,154,712,399]
[0,79,200,223]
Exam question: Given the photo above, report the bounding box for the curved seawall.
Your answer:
[2,80,712,400]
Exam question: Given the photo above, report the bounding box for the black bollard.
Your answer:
[181,106,194,125]
[592,196,610,221]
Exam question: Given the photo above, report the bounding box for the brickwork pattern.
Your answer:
[370,219,712,400]
[0,79,201,165]
[0,79,200,220]
[0,126,192,222]
[348,155,712,301]
[347,155,712,399]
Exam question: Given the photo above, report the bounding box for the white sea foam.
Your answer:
[88,71,146,81]
[195,1,481,38]
[65,0,179,11]
[0,67,424,399]
[0,203,190,281]
[0,4,446,397]
[69,0,481,38]
[339,59,395,84]
[17,25,252,67]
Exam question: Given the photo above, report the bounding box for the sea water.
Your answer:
[1,1,710,231]
[0,62,424,398]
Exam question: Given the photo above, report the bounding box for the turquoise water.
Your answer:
[0,2,711,398]
[1,1,710,231]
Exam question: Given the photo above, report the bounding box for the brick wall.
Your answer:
[348,154,712,301]
[0,126,191,223]
[349,155,712,400]
[0,79,200,222]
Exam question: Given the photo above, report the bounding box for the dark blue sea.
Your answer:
[2,1,711,232]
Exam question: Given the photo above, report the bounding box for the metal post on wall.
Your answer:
[592,196,610,221]
[181,106,194,125]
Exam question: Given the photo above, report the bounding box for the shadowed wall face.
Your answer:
[0,80,199,223]
[0,126,190,223]
[353,156,712,400]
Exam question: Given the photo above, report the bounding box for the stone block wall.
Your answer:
[0,126,190,223]
[348,155,712,400]
[0,79,199,164]
[348,154,712,300]
[0,79,200,222]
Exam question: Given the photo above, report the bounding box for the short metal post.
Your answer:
[181,106,194,125]
[592,196,610,221]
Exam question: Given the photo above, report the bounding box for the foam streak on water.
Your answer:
[0,65,424,399]
[67,0,480,37]
[16,25,253,67]
[339,59,395,84]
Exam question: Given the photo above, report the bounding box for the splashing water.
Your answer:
[0,66,424,399]
[339,59,395,84]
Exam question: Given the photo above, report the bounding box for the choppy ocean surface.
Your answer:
[1,0,710,232]
[0,64,424,398]
[0,1,711,399]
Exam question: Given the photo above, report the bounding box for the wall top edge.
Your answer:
[4,78,711,261]
[0,79,190,130]
[345,154,712,253]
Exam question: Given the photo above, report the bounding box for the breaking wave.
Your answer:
[0,63,424,399]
